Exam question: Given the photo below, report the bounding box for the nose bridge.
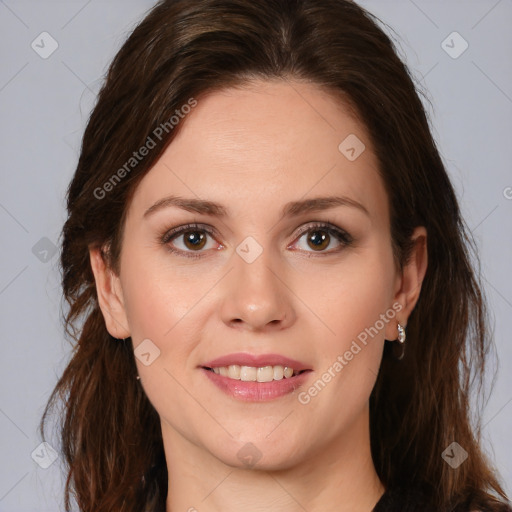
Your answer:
[220,234,294,330]
[237,227,286,280]
[233,234,283,301]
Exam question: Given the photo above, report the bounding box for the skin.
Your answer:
[89,79,427,512]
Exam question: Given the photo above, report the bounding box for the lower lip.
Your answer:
[201,368,312,402]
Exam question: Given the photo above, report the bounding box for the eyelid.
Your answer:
[160,222,218,244]
[291,220,353,243]
[160,220,353,257]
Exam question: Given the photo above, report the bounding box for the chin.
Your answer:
[208,434,304,471]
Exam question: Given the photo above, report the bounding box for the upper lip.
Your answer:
[202,352,312,371]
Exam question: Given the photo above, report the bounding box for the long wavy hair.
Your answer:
[40,0,511,510]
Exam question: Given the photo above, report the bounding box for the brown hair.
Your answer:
[40,0,511,510]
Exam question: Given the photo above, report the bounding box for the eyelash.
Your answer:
[159,221,354,259]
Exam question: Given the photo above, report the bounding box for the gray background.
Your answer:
[0,1,511,510]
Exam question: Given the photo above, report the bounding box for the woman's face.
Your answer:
[92,79,422,470]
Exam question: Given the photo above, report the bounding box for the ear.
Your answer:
[385,226,428,340]
[89,246,130,339]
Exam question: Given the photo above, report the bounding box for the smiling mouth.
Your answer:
[202,365,311,382]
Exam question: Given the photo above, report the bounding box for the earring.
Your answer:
[397,323,406,344]
[136,375,141,380]
[393,323,406,360]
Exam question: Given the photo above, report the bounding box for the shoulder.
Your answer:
[372,486,435,512]
[373,487,512,512]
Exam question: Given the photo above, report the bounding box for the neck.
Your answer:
[163,406,385,512]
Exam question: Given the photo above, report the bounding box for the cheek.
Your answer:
[120,259,203,421]
[304,241,395,393]
[120,244,197,336]
[294,256,393,423]
[121,227,395,358]
[114,232,395,454]
[310,248,395,343]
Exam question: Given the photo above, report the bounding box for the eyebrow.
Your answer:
[143,194,370,219]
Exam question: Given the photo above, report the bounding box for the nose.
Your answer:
[219,243,296,333]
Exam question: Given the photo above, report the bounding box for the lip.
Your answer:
[202,352,311,372]
[201,367,313,401]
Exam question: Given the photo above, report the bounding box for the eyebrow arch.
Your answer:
[143,194,370,219]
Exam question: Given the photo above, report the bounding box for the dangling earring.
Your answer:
[394,323,406,360]
[397,323,406,344]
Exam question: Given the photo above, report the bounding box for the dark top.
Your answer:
[149,486,512,511]
[372,487,435,511]
[372,487,512,512]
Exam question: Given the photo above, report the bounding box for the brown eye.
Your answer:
[182,230,207,251]
[292,222,353,255]
[161,223,219,259]
[307,229,331,251]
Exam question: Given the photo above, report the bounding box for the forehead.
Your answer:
[126,79,388,227]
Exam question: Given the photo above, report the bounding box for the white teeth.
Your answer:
[273,365,284,380]
[228,365,241,379]
[240,366,257,381]
[209,364,301,382]
[283,366,294,378]
[257,366,273,382]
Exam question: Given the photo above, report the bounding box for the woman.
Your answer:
[39,0,511,511]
